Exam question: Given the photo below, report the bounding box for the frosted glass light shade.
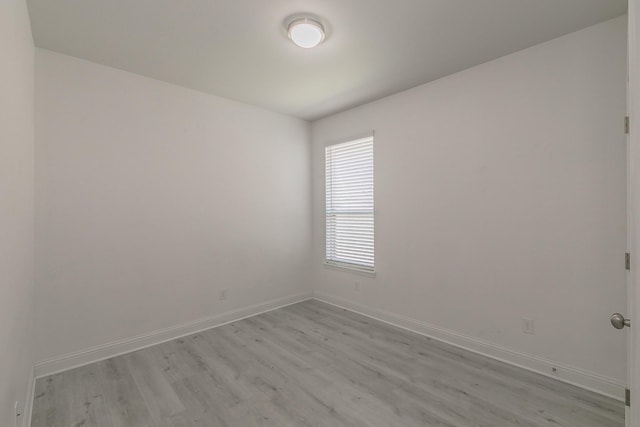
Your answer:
[288,18,325,49]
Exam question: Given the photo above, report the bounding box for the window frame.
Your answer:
[324,135,375,275]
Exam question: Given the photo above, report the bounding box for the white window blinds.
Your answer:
[325,136,374,271]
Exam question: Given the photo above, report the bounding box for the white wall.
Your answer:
[0,0,35,424]
[35,50,311,363]
[311,17,628,390]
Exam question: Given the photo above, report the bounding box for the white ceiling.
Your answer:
[27,0,627,121]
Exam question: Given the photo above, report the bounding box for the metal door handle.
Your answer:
[610,313,631,329]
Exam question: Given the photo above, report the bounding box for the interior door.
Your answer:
[628,2,639,425]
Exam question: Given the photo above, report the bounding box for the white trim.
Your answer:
[321,131,375,149]
[30,289,624,404]
[313,291,626,402]
[326,135,373,150]
[34,292,313,378]
[22,367,35,427]
[323,262,376,277]
[629,0,640,423]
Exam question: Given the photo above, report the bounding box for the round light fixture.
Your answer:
[288,18,325,49]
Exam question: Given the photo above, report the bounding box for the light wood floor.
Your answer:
[32,300,624,427]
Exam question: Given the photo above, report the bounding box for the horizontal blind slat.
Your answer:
[325,137,374,270]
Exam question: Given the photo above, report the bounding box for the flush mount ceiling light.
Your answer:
[287,18,325,49]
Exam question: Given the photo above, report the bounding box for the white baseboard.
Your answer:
[22,367,35,427]
[34,292,313,378]
[313,291,626,402]
[31,290,625,402]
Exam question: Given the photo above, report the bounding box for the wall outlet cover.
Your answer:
[14,401,21,427]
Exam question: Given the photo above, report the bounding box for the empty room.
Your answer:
[4,0,640,426]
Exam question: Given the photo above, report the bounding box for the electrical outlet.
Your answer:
[522,318,534,335]
[14,401,21,427]
[219,289,228,301]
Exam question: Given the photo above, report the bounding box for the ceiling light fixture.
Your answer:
[287,18,325,49]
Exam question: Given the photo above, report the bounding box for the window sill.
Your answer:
[323,262,376,278]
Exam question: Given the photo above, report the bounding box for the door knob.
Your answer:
[610,313,631,329]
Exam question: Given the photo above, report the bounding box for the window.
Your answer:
[325,136,374,272]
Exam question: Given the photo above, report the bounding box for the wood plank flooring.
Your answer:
[31,300,624,426]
